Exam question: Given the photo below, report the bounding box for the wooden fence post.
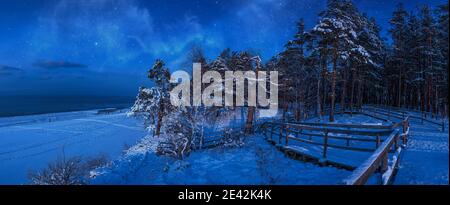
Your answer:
[380,152,389,184]
[402,120,406,133]
[381,153,388,172]
[376,134,381,148]
[285,125,290,146]
[403,119,410,145]
[279,124,283,144]
[396,132,400,149]
[323,131,329,158]
[394,137,398,150]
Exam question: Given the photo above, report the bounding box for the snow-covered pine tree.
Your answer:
[129,87,165,132]
[436,3,449,117]
[129,59,172,136]
[352,15,384,109]
[219,48,233,69]
[220,51,259,134]
[403,13,422,109]
[311,0,369,122]
[203,54,233,134]
[282,19,310,121]
[275,50,290,120]
[382,3,448,117]
[303,33,324,119]
[157,107,196,159]
[389,3,409,107]
[417,5,442,116]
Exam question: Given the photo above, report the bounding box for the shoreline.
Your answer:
[0,105,131,119]
[0,106,146,185]
[0,95,136,118]
[0,107,131,128]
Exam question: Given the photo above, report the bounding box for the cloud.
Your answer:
[219,0,324,57]
[29,0,155,71]
[32,60,87,69]
[20,0,321,75]
[27,0,224,72]
[0,65,24,76]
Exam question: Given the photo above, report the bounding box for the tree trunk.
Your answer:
[427,77,431,114]
[398,67,402,107]
[435,85,439,118]
[329,45,338,122]
[155,104,163,136]
[245,107,255,134]
[341,69,348,114]
[350,70,356,115]
[245,62,260,134]
[295,81,301,122]
[330,70,336,122]
[317,72,322,120]
[357,73,363,109]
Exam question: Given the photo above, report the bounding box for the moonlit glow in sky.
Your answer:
[0,0,446,96]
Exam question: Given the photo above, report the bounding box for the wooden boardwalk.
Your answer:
[259,108,412,185]
[259,106,448,185]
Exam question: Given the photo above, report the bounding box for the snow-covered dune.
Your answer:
[0,110,147,184]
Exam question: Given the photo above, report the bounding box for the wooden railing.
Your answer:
[365,107,407,120]
[262,121,402,156]
[342,114,410,185]
[365,106,445,131]
[368,104,443,119]
[343,130,403,185]
[258,111,411,185]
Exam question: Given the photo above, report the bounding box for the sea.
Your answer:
[0,95,136,117]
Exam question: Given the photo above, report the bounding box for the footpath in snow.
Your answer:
[394,118,449,184]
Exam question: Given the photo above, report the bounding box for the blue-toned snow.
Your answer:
[0,110,147,184]
[0,107,447,185]
[92,111,448,185]
[394,119,449,184]
[91,135,351,185]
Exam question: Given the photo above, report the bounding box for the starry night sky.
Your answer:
[0,0,446,96]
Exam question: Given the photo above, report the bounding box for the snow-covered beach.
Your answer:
[0,109,146,184]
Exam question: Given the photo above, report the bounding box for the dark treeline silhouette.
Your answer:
[267,0,448,121]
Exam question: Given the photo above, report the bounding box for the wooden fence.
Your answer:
[258,110,411,185]
[343,129,405,185]
[365,106,445,131]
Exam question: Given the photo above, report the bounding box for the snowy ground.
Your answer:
[394,118,449,184]
[360,107,449,184]
[304,113,389,125]
[91,134,350,185]
[92,111,448,185]
[0,109,147,184]
[0,107,447,185]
